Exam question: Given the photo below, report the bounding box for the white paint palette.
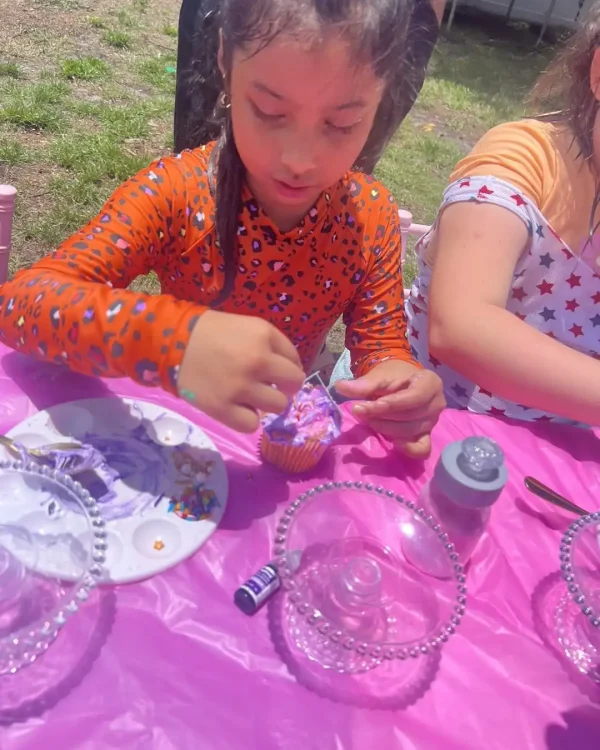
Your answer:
[1,398,228,584]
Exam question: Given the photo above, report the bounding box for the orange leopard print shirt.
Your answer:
[0,143,414,393]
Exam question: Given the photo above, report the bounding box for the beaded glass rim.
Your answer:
[0,459,106,675]
[559,511,600,629]
[273,480,468,662]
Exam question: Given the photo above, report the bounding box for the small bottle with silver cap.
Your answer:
[403,436,508,579]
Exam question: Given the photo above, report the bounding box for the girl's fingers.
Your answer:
[355,374,438,413]
[361,416,434,441]
[244,383,289,415]
[270,327,303,368]
[395,435,432,459]
[216,404,261,434]
[353,398,436,423]
[263,355,306,397]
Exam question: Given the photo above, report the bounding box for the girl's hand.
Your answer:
[178,310,305,433]
[334,361,445,458]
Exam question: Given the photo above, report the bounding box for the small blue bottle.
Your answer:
[234,563,280,615]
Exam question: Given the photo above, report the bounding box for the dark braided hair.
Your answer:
[180,0,414,306]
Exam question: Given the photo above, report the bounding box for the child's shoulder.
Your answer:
[475,117,558,147]
[336,170,399,222]
[461,118,566,173]
[450,118,567,203]
[163,142,216,180]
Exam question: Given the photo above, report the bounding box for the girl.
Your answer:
[404,5,600,426]
[0,0,444,457]
[173,0,445,171]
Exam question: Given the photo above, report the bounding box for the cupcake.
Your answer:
[260,382,342,473]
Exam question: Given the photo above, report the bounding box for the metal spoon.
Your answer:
[524,476,589,517]
[0,435,96,475]
[0,434,82,457]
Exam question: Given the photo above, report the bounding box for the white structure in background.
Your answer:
[446,0,595,43]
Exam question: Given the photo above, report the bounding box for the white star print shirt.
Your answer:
[406,175,600,425]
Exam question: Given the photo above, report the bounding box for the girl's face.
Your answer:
[228,33,385,230]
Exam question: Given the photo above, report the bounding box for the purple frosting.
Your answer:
[262,383,342,447]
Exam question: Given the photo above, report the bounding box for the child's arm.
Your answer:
[428,201,600,424]
[336,203,444,458]
[0,153,206,393]
[342,203,416,377]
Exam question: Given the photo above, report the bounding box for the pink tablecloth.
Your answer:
[0,346,599,749]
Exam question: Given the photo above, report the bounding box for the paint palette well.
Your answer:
[2,398,228,584]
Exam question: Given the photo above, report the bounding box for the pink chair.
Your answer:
[0,185,16,284]
[398,208,431,299]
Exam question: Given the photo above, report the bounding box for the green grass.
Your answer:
[50,132,150,182]
[377,23,555,222]
[89,16,107,29]
[0,63,21,79]
[94,104,153,139]
[116,9,137,29]
[20,198,100,250]
[418,37,553,135]
[376,123,466,224]
[60,57,110,81]
[71,99,171,139]
[0,136,28,165]
[34,0,79,9]
[1,8,558,294]
[132,0,150,13]
[18,138,150,250]
[102,30,133,49]
[368,20,558,292]
[137,54,177,92]
[0,80,69,131]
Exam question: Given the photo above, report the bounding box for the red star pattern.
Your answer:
[479,388,493,397]
[546,331,557,339]
[511,194,526,207]
[537,280,554,295]
[489,407,506,418]
[411,327,419,340]
[511,287,527,302]
[567,273,581,288]
[459,180,470,188]
[515,313,526,321]
[478,185,494,198]
[534,415,553,423]
[411,304,422,315]
[429,355,441,368]
[592,291,600,304]
[561,248,572,259]
[569,324,583,338]
[565,298,580,312]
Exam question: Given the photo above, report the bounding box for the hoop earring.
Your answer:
[219,92,231,109]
